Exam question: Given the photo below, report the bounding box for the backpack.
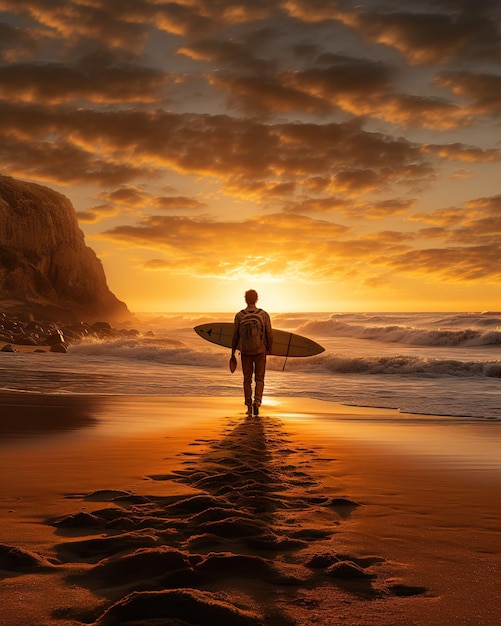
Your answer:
[239,309,265,354]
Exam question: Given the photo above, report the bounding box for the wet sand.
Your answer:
[0,393,499,625]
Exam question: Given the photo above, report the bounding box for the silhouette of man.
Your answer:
[231,289,273,416]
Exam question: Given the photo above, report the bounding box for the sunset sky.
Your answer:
[0,0,500,312]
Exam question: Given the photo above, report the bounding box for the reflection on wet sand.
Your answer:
[0,392,100,441]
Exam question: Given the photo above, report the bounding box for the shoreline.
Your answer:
[2,387,499,423]
[1,394,499,625]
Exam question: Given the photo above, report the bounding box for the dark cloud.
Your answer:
[0,101,435,191]
[209,54,471,128]
[0,55,169,104]
[210,73,331,116]
[0,0,151,51]
[285,1,501,65]
[435,71,501,117]
[179,39,274,73]
[0,128,157,186]
[351,10,501,65]
[284,196,414,218]
[0,22,41,61]
[289,53,395,95]
[421,143,501,163]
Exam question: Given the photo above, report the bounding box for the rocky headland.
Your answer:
[0,174,130,324]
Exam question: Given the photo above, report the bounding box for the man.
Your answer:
[231,289,273,416]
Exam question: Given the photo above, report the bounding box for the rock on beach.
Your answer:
[0,310,143,354]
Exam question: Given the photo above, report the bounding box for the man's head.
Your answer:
[245,289,258,305]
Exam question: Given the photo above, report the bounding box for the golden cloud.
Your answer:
[76,204,119,224]
[410,195,501,247]
[0,101,435,193]
[285,196,414,219]
[101,212,356,281]
[94,187,206,213]
[384,245,501,283]
[98,202,501,285]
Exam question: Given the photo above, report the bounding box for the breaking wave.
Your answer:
[71,337,229,368]
[309,354,501,378]
[296,318,501,347]
[71,337,501,379]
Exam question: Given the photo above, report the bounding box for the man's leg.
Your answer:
[254,352,267,408]
[241,353,253,411]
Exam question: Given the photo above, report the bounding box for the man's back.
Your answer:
[235,308,271,355]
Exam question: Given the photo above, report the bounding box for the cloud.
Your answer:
[1,0,499,299]
[74,186,207,223]
[99,199,501,285]
[421,143,501,163]
[353,11,500,66]
[210,73,330,116]
[286,54,472,128]
[0,0,275,49]
[99,210,417,284]
[347,198,415,219]
[0,0,151,52]
[208,53,470,129]
[284,1,501,65]
[0,101,435,194]
[434,71,501,117]
[153,196,207,211]
[100,186,149,207]
[410,194,501,247]
[0,22,42,62]
[283,196,352,214]
[283,196,414,218]
[450,168,473,180]
[178,38,274,73]
[0,52,169,104]
[97,186,205,211]
[384,245,501,282]
[0,126,158,187]
[76,204,118,223]
[101,212,357,281]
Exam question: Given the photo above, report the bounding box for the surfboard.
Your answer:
[194,322,325,357]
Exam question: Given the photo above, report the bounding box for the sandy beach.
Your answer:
[0,392,499,626]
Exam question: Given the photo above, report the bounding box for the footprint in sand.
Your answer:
[44,413,426,625]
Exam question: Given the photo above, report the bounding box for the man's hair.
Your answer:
[245,289,258,305]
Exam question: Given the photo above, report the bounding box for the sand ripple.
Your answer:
[37,414,427,624]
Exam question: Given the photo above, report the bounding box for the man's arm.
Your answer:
[231,313,240,355]
[264,311,273,354]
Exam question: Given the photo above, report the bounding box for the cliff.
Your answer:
[0,175,130,322]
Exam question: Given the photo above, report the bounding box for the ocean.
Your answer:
[1,312,500,420]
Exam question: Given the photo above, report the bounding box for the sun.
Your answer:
[229,278,318,314]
